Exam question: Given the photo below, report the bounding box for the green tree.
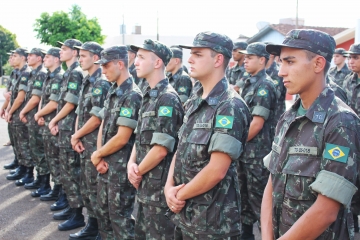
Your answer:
[33,5,106,46]
[0,25,20,75]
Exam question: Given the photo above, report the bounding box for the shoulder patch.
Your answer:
[178,87,187,93]
[21,77,27,81]
[120,107,132,118]
[68,82,78,90]
[92,88,102,96]
[272,79,279,86]
[158,106,173,117]
[323,143,349,163]
[215,115,234,129]
[34,81,42,87]
[51,83,59,90]
[257,88,268,97]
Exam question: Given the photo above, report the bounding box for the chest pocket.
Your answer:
[140,115,156,145]
[243,90,255,105]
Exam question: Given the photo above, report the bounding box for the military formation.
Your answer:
[1,28,360,240]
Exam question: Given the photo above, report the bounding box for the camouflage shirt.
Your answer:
[264,87,360,239]
[172,78,251,237]
[56,61,83,132]
[7,69,18,91]
[327,75,348,104]
[135,78,184,207]
[10,64,31,125]
[266,62,286,120]
[239,69,277,161]
[328,64,351,87]
[225,63,246,86]
[136,77,150,94]
[25,65,48,126]
[343,72,360,116]
[98,77,142,184]
[168,67,193,103]
[129,63,141,85]
[76,68,111,154]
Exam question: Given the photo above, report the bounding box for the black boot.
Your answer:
[6,165,26,180]
[69,217,99,239]
[53,205,73,220]
[31,174,51,197]
[240,223,255,240]
[9,166,20,174]
[58,207,85,231]
[4,157,18,169]
[15,166,34,186]
[51,190,69,211]
[95,233,101,240]
[354,214,359,233]
[40,184,61,201]
[24,174,42,189]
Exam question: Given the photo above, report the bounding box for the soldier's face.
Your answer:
[101,61,120,82]
[333,54,346,65]
[27,53,39,67]
[60,45,74,62]
[165,58,177,73]
[188,48,216,80]
[348,54,360,73]
[79,50,94,71]
[11,53,23,68]
[44,55,55,69]
[232,49,243,62]
[278,47,315,95]
[134,49,157,78]
[244,55,263,75]
[8,55,13,67]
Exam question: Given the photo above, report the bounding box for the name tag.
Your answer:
[289,146,318,155]
[111,107,120,113]
[272,142,281,154]
[194,123,211,129]
[142,111,156,118]
[60,86,67,92]
[244,90,254,98]
[85,93,92,98]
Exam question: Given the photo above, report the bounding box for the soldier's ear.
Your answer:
[313,56,326,74]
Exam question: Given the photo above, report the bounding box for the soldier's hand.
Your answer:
[91,150,102,166]
[128,163,142,189]
[48,119,57,131]
[74,141,85,153]
[4,92,11,101]
[50,125,58,136]
[37,117,45,126]
[96,159,109,174]
[7,113,12,123]
[19,112,27,123]
[71,136,80,149]
[34,113,40,121]
[0,109,5,119]
[165,184,186,214]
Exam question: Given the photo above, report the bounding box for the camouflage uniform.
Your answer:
[136,78,149,94]
[328,48,351,87]
[226,41,248,87]
[40,61,63,185]
[56,51,84,208]
[25,49,48,175]
[10,56,32,168]
[7,68,19,160]
[327,75,348,104]
[266,61,286,120]
[168,67,192,103]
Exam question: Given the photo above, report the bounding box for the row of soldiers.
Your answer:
[1,28,360,240]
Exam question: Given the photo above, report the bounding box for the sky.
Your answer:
[0,0,359,49]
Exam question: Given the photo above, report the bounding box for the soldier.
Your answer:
[48,39,85,231]
[34,48,66,210]
[90,46,142,239]
[166,46,192,104]
[261,29,360,239]
[127,39,184,239]
[127,45,140,84]
[6,48,32,182]
[68,42,110,239]
[164,31,252,239]
[237,42,277,239]
[225,41,248,92]
[328,48,351,87]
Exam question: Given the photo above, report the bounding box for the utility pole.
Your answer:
[295,0,299,29]
[122,14,125,44]
[157,11,159,41]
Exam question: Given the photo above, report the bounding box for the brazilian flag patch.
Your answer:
[34,81,42,87]
[215,115,234,129]
[120,108,132,118]
[92,88,102,96]
[68,82,78,90]
[21,77,27,81]
[158,106,173,117]
[178,87,187,93]
[272,80,279,86]
[257,88,268,97]
[323,143,350,163]
[51,83,59,90]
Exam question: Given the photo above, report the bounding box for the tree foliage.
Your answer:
[33,5,105,46]
[0,25,20,70]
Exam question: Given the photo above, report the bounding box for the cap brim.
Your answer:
[346,51,360,55]
[238,50,248,54]
[266,43,306,56]
[57,41,65,46]
[130,45,141,52]
[73,46,83,50]
[94,59,110,65]
[178,44,195,49]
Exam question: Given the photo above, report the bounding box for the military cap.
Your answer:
[239,42,270,59]
[233,41,248,50]
[170,46,183,59]
[347,43,360,55]
[57,39,83,49]
[126,45,137,54]
[334,48,349,56]
[29,48,45,57]
[130,39,173,66]
[44,47,61,58]
[14,48,29,57]
[266,29,335,62]
[94,45,128,65]
[179,31,233,58]
[6,50,15,55]
[74,41,103,56]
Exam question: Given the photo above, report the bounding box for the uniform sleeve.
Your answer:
[18,74,30,92]
[310,116,360,206]
[251,83,276,120]
[208,100,251,160]
[31,72,47,97]
[90,81,111,119]
[176,75,193,103]
[116,92,142,129]
[151,93,184,152]
[64,71,83,105]
[49,76,62,102]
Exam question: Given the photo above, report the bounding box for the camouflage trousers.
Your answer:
[174,226,241,240]
[8,123,18,159]
[27,124,48,175]
[238,159,269,225]
[12,123,33,167]
[42,132,61,185]
[351,178,360,215]
[80,150,98,218]
[135,203,175,240]
[58,130,83,208]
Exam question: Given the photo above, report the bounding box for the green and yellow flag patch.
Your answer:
[215,115,234,129]
[257,88,268,97]
[158,106,173,117]
[323,143,349,163]
[34,81,42,87]
[120,108,132,118]
[51,83,59,90]
[178,87,187,93]
[68,82,78,90]
[92,88,102,96]
[21,77,27,81]
[272,80,279,86]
